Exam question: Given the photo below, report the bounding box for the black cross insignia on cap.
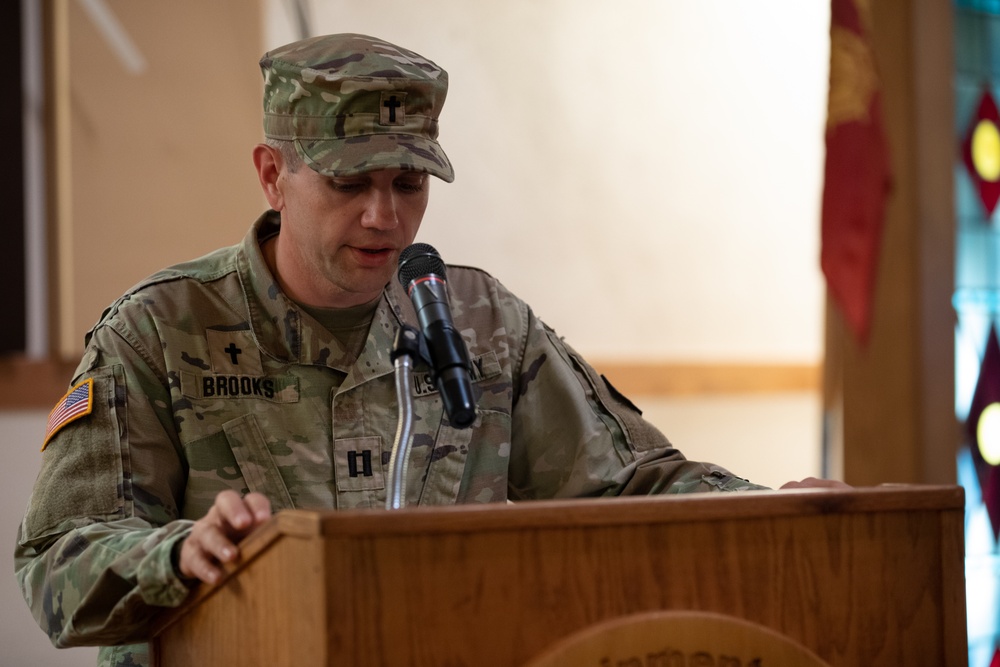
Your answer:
[380,91,406,126]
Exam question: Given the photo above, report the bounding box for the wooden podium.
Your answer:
[150,485,967,666]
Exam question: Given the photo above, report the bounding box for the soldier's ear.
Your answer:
[252,144,285,211]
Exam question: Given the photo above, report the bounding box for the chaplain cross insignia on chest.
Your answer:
[206,329,263,374]
[223,342,242,364]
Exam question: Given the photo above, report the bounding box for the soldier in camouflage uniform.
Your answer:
[15,34,769,667]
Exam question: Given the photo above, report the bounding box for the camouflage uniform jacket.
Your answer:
[15,211,765,666]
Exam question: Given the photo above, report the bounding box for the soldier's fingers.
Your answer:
[192,522,240,564]
[212,489,254,533]
[179,540,226,585]
[179,524,228,579]
[242,492,272,525]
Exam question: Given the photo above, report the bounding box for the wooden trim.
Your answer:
[0,358,820,409]
[308,484,963,537]
[0,357,77,409]
[593,361,821,396]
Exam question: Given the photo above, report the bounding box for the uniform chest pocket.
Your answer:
[418,409,512,505]
[222,414,295,511]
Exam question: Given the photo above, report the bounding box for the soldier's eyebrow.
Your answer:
[328,174,372,184]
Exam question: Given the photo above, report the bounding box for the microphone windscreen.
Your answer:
[398,243,447,286]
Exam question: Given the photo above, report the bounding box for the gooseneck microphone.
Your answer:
[397,243,477,428]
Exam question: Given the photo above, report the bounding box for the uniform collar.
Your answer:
[236,211,419,382]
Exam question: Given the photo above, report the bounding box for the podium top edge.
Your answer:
[268,484,965,539]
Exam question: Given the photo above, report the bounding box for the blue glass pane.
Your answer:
[955,171,1000,229]
[956,227,1000,290]
[959,447,1000,666]
[957,0,1000,16]
[957,80,988,139]
[957,10,990,75]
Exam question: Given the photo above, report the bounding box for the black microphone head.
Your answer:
[398,243,447,286]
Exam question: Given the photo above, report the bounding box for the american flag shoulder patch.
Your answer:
[41,378,94,451]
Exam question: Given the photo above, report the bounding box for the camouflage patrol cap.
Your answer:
[259,33,454,182]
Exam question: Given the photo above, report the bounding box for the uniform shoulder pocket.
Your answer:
[560,343,669,454]
[20,365,128,546]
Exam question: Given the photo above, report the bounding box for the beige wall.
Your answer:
[263,0,829,363]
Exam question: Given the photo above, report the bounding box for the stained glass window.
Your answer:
[955,5,1000,665]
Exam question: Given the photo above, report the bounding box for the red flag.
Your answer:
[966,325,1000,541]
[820,0,893,342]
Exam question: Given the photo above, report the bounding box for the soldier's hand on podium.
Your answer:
[177,489,272,585]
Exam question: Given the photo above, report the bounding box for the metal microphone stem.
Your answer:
[386,325,422,510]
